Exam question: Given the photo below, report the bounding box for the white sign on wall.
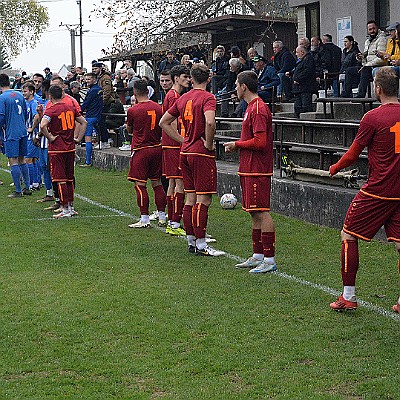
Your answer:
[337,16,352,47]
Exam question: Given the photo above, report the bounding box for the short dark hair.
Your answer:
[190,63,210,84]
[50,76,64,86]
[237,71,258,93]
[170,65,190,82]
[323,33,333,42]
[84,72,97,79]
[33,73,44,81]
[160,70,171,77]
[49,85,63,100]
[0,73,10,88]
[374,67,399,97]
[22,82,35,93]
[133,79,149,96]
[367,20,378,26]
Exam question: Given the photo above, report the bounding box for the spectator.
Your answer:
[229,46,248,69]
[246,47,258,70]
[320,34,342,96]
[272,40,296,100]
[310,36,325,80]
[181,54,193,69]
[253,55,280,102]
[69,81,82,104]
[389,24,400,77]
[158,51,180,76]
[340,36,362,97]
[219,58,245,117]
[298,37,311,50]
[211,45,229,94]
[373,22,400,76]
[287,46,317,117]
[342,20,387,98]
[12,73,23,89]
[126,68,140,104]
[43,67,52,81]
[92,62,115,149]
[115,69,128,105]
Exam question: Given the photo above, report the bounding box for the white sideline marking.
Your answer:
[1,166,399,322]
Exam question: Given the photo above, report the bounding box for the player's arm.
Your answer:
[40,117,57,142]
[224,132,267,153]
[329,141,364,175]
[159,111,184,144]
[204,109,216,151]
[74,115,88,143]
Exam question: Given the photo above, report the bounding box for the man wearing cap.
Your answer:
[92,62,115,149]
[376,22,400,67]
[253,55,280,102]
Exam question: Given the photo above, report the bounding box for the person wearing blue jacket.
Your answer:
[272,41,296,100]
[80,72,103,166]
[253,55,280,102]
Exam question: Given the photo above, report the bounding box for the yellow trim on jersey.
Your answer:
[132,143,161,151]
[242,206,270,212]
[238,172,273,177]
[48,149,76,154]
[180,151,215,158]
[127,177,147,183]
[342,227,372,242]
[162,145,181,149]
[360,189,400,201]
[387,236,400,242]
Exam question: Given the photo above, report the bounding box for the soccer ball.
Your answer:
[220,193,237,209]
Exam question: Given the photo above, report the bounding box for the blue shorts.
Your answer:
[39,148,49,169]
[26,139,40,159]
[4,136,28,158]
[85,117,98,137]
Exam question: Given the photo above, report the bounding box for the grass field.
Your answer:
[0,161,399,399]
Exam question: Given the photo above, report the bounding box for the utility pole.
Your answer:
[60,23,80,66]
[76,0,83,67]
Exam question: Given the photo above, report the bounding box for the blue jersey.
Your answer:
[0,89,28,141]
[34,93,46,105]
[80,84,103,120]
[26,98,39,138]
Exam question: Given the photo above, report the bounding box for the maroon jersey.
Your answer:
[355,103,400,199]
[168,88,216,157]
[43,101,81,153]
[162,89,184,148]
[126,101,162,151]
[238,97,273,176]
[45,94,81,114]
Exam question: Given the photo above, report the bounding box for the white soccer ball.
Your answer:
[220,193,237,209]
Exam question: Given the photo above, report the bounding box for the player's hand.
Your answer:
[329,164,338,176]
[201,137,215,151]
[32,137,41,147]
[74,137,80,144]
[223,141,236,153]
[49,134,58,143]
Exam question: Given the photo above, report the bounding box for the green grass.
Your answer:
[0,160,399,399]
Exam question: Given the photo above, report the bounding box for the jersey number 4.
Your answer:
[390,122,400,153]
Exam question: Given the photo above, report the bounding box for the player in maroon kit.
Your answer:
[224,71,277,273]
[40,85,87,218]
[162,65,191,236]
[329,67,400,313]
[160,63,225,256]
[127,80,167,228]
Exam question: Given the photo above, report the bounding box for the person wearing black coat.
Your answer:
[287,46,317,117]
[272,40,296,100]
[339,36,362,97]
[321,34,342,96]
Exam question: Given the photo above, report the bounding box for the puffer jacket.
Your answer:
[362,30,387,67]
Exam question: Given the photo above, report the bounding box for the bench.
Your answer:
[315,97,376,119]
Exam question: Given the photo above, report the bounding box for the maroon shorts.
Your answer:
[49,151,75,182]
[343,191,400,241]
[128,146,162,183]
[240,175,271,212]
[180,154,217,194]
[162,147,182,179]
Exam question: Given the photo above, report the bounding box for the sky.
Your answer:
[12,0,116,75]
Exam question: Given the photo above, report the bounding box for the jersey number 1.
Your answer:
[390,122,400,153]
[58,111,75,130]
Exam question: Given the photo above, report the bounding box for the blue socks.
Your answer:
[10,165,22,192]
[19,163,30,189]
[85,141,93,165]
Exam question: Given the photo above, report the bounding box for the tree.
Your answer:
[93,0,294,56]
[0,44,11,70]
[0,0,49,58]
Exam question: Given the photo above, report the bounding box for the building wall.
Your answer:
[289,0,399,49]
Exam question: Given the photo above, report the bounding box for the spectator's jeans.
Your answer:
[211,75,226,94]
[341,66,361,97]
[294,92,313,117]
[257,90,273,103]
[98,103,111,143]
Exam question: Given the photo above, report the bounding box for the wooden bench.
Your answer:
[315,97,376,119]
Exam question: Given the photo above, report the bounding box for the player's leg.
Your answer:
[166,178,176,228]
[17,137,30,193]
[53,154,72,218]
[82,117,96,166]
[170,178,185,234]
[248,211,277,273]
[8,156,23,196]
[150,178,167,227]
[129,181,151,228]
[393,241,400,313]
[183,192,197,253]
[37,148,54,202]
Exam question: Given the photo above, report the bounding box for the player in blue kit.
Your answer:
[22,81,41,190]
[0,73,31,198]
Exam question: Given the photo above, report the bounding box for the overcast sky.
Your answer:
[13,0,116,75]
